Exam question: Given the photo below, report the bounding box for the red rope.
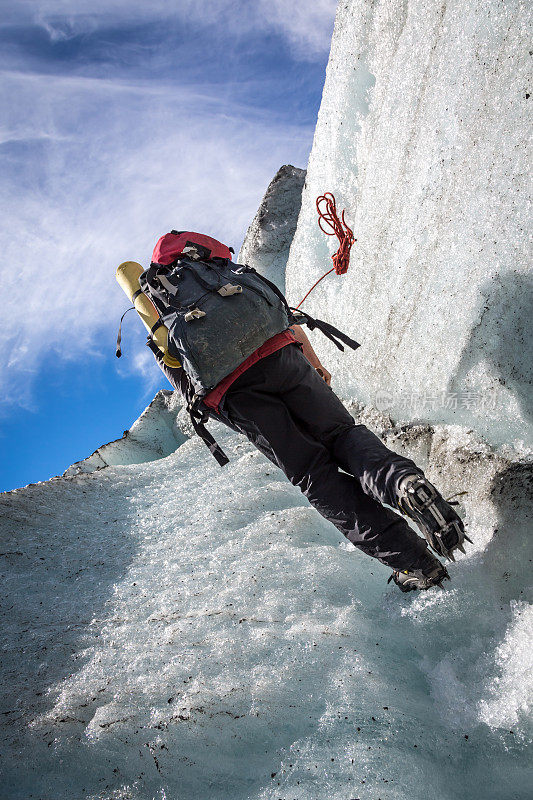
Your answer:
[295,192,355,309]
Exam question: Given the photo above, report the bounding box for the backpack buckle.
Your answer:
[218,283,242,296]
[156,273,180,296]
[184,308,206,322]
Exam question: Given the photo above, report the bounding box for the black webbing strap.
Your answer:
[242,266,294,320]
[132,288,142,302]
[290,308,360,352]
[180,261,222,291]
[236,266,360,350]
[150,320,165,336]
[187,398,229,467]
[115,306,135,358]
[145,262,159,286]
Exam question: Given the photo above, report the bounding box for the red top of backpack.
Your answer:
[152,231,233,265]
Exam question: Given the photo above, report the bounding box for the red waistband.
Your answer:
[202,329,297,413]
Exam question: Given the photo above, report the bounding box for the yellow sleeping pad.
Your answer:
[115,261,181,368]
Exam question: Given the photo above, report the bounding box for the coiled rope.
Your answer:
[295,192,356,309]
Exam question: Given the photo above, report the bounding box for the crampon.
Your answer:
[396,474,472,562]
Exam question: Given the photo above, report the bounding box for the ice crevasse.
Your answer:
[1,1,532,799]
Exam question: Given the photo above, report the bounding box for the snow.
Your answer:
[478,601,533,730]
[1,408,531,799]
[239,164,306,292]
[285,0,532,449]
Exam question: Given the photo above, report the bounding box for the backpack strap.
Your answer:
[289,308,360,352]
[187,396,230,467]
[115,306,135,358]
[236,265,360,352]
[150,319,165,337]
[143,262,159,288]
[236,266,297,323]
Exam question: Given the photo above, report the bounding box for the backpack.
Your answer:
[140,231,291,396]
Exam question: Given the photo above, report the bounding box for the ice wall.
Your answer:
[238,164,306,292]
[1,413,531,800]
[2,7,532,793]
[285,0,532,448]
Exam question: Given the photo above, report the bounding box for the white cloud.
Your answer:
[0,68,313,407]
[5,0,337,59]
[0,0,337,409]
[257,0,338,58]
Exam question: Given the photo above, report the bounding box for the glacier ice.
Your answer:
[285,0,532,449]
[1,401,531,799]
[1,0,532,796]
[64,391,187,476]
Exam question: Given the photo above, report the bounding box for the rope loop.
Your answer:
[316,192,355,275]
[294,193,356,309]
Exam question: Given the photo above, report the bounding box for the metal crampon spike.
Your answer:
[396,475,469,561]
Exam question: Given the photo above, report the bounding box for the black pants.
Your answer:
[216,344,433,573]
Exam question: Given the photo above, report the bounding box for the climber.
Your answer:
[121,230,469,592]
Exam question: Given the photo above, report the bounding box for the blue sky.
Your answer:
[0,1,336,492]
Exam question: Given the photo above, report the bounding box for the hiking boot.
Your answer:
[388,560,450,593]
[395,474,471,562]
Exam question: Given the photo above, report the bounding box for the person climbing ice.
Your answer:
[116,220,470,593]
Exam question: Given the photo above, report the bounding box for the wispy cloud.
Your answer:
[0,71,313,408]
[5,0,337,59]
[256,0,338,58]
[0,1,336,410]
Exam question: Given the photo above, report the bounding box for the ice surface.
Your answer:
[2,1,532,795]
[64,391,187,476]
[285,0,532,448]
[1,410,531,799]
[239,164,306,292]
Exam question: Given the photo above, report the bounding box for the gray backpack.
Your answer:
[139,253,291,395]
